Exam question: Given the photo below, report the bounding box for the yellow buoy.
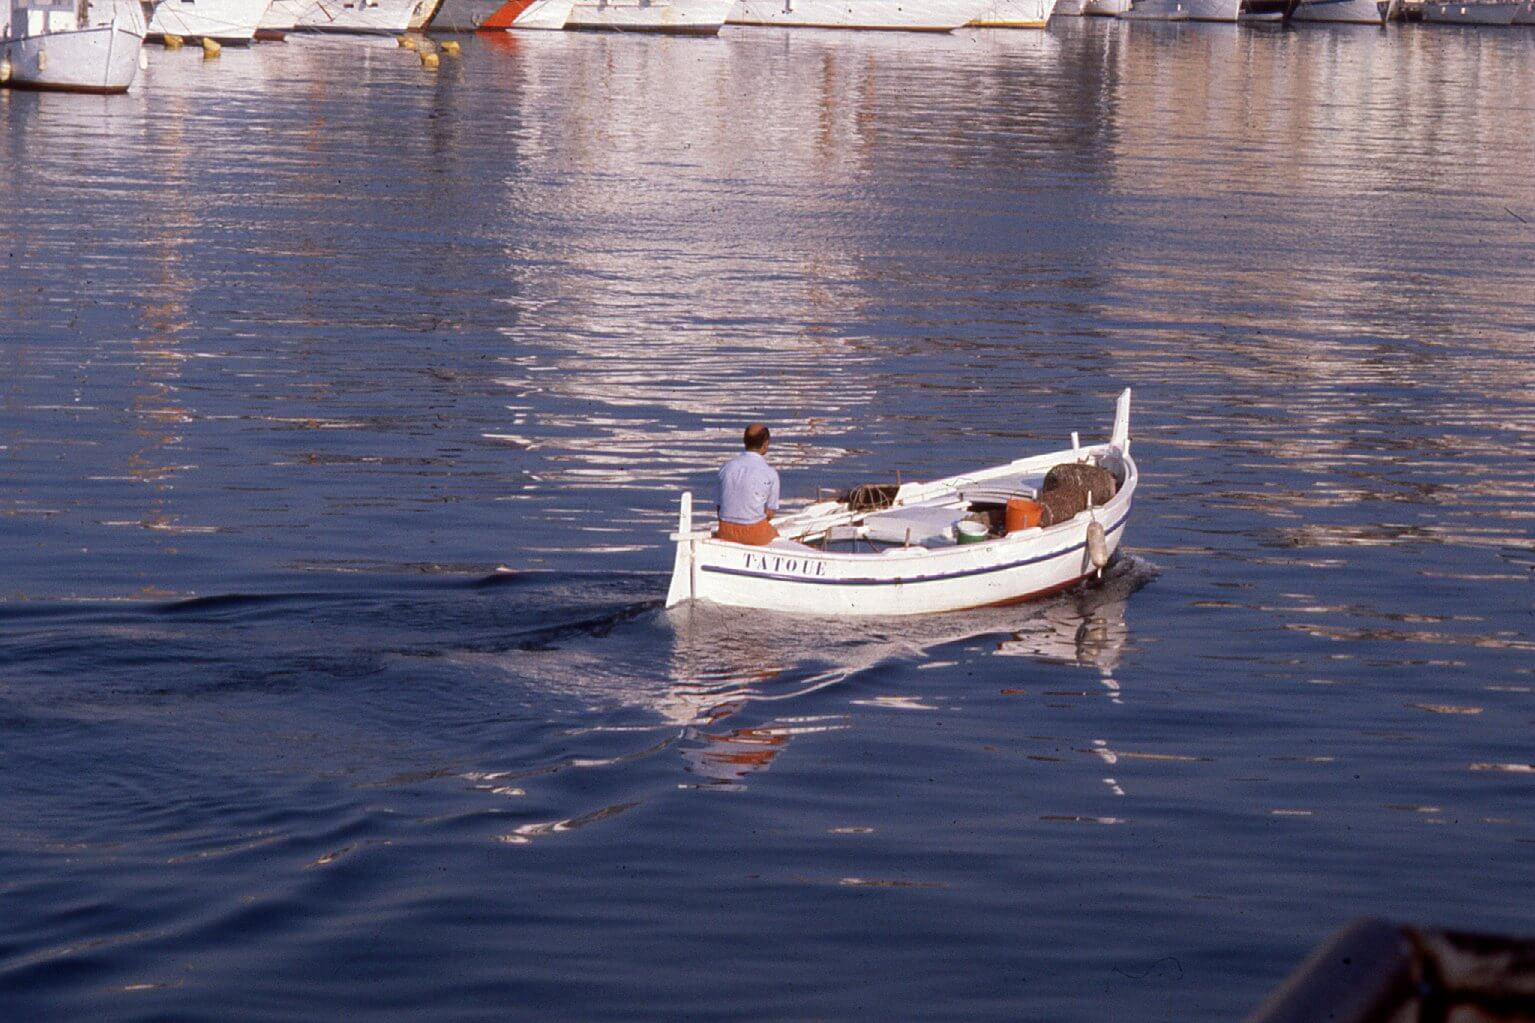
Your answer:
[396,34,417,48]
[439,39,460,56]
[419,50,439,69]
[201,37,221,58]
[163,33,184,48]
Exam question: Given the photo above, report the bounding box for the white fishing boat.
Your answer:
[429,0,571,29]
[728,0,988,31]
[1290,0,1385,22]
[146,0,270,41]
[566,0,731,31]
[2,0,144,92]
[293,0,415,32]
[969,0,1057,27]
[665,390,1137,617]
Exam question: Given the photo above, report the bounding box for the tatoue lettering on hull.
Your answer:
[664,389,1138,618]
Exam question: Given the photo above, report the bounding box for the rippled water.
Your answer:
[3,21,1534,1020]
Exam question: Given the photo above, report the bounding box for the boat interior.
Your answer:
[769,447,1129,555]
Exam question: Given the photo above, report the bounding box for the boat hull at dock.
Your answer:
[292,0,416,32]
[969,0,1056,26]
[2,0,145,92]
[666,390,1137,618]
[728,0,988,30]
[1420,0,1518,21]
[429,0,573,27]
[1119,0,1190,20]
[1291,0,1386,22]
[566,0,732,32]
[145,0,270,42]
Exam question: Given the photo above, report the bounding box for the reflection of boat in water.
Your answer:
[667,390,1136,617]
[429,0,573,29]
[293,0,416,33]
[727,0,990,31]
[565,0,733,33]
[2,0,145,92]
[145,0,270,42]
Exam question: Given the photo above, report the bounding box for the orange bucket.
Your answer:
[1005,497,1043,534]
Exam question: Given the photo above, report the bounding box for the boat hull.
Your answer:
[146,0,270,42]
[566,0,731,30]
[430,0,573,27]
[1291,0,1385,21]
[1515,0,1534,21]
[293,0,417,32]
[1420,0,1518,20]
[969,0,1056,24]
[1119,0,1188,16]
[1053,0,1083,12]
[3,0,144,92]
[406,0,443,27]
[729,0,988,30]
[1,16,143,91]
[1081,0,1128,13]
[679,501,1131,617]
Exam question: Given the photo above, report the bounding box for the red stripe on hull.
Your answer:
[480,0,539,27]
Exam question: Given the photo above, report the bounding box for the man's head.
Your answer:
[743,423,770,453]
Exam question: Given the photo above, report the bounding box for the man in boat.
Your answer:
[716,423,780,546]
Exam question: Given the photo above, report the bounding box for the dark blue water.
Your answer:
[3,21,1533,1020]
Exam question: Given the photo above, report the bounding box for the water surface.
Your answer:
[2,20,1534,1021]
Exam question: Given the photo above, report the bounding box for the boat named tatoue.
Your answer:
[968,0,1057,28]
[429,0,572,29]
[2,0,145,92]
[728,0,989,31]
[666,390,1137,617]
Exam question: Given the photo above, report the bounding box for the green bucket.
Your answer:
[956,520,990,545]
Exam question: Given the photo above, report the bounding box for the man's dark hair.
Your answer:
[744,423,770,451]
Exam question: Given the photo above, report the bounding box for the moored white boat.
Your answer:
[1420,0,1518,21]
[566,0,731,32]
[2,0,145,92]
[146,0,270,42]
[969,0,1057,28]
[1291,0,1385,21]
[1118,0,1189,19]
[666,390,1138,617]
[429,0,572,28]
[728,0,988,31]
[293,0,415,32]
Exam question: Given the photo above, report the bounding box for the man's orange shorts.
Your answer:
[715,519,778,546]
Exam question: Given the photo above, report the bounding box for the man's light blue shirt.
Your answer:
[718,451,780,525]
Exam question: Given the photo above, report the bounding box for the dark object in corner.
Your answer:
[1246,918,1535,1023]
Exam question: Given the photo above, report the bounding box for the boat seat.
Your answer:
[863,505,968,545]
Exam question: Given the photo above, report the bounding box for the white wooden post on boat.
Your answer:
[664,491,696,609]
[1112,388,1132,452]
